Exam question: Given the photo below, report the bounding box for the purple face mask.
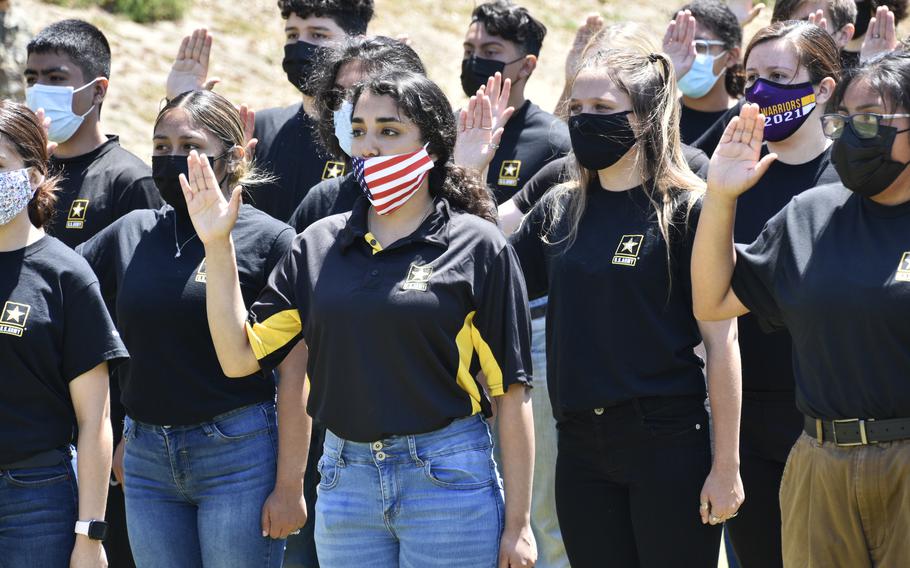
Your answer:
[745,78,817,142]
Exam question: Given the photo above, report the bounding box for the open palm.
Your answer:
[166,29,220,100]
[179,151,241,244]
[454,91,509,174]
[707,104,777,198]
[662,10,697,80]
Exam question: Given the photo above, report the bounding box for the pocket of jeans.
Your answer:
[423,449,495,490]
[122,416,135,442]
[210,406,271,441]
[317,456,341,490]
[5,464,70,488]
[639,398,708,438]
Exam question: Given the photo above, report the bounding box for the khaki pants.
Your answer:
[781,432,910,567]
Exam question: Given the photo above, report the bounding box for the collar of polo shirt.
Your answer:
[338,196,452,253]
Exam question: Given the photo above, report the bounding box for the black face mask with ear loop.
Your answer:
[460,55,524,97]
[831,122,910,198]
[152,152,230,218]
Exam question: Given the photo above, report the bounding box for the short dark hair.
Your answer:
[772,0,857,31]
[313,36,426,157]
[679,0,744,96]
[829,50,910,114]
[471,1,547,56]
[277,0,374,35]
[27,19,111,81]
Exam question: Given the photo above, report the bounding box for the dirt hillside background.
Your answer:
[15,0,778,159]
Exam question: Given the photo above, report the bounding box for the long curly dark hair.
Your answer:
[350,71,497,223]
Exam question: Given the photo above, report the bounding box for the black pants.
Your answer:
[725,394,802,568]
[555,396,721,568]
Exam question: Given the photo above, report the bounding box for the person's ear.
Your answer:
[833,24,855,49]
[27,167,45,190]
[724,47,741,69]
[92,77,109,106]
[815,76,836,106]
[227,145,245,172]
[517,54,537,81]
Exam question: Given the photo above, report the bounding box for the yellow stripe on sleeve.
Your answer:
[471,317,505,396]
[245,309,303,361]
[454,311,483,415]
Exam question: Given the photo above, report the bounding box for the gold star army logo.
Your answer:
[0,301,30,337]
[402,263,434,292]
[612,234,644,267]
[67,199,89,229]
[497,160,521,187]
[322,161,346,180]
[896,252,910,282]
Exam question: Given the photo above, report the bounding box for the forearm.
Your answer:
[274,343,311,492]
[76,407,113,521]
[704,325,742,469]
[498,198,524,236]
[692,192,744,320]
[496,385,534,530]
[204,237,260,377]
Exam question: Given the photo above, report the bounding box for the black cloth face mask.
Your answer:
[568,111,637,171]
[152,154,220,218]
[283,41,331,95]
[831,122,910,198]
[460,55,522,97]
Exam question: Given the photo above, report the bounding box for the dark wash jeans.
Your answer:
[555,396,721,568]
[0,461,78,568]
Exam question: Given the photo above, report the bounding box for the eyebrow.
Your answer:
[479,41,505,50]
[24,66,69,75]
[855,103,885,112]
[745,65,796,73]
[152,133,207,140]
[306,25,331,32]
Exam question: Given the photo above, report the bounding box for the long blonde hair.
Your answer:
[544,46,704,284]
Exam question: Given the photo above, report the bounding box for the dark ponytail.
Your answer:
[351,71,497,223]
[0,101,59,229]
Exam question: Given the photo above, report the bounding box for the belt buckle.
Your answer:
[833,418,872,446]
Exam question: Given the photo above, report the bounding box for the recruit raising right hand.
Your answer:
[166,29,221,101]
[178,150,241,244]
[565,14,604,82]
[662,10,697,81]
[707,103,777,199]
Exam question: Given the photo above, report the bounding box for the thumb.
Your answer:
[700,489,710,524]
[229,186,243,218]
[203,78,221,91]
[751,152,778,181]
[261,501,271,538]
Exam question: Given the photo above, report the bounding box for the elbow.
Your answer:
[692,299,718,322]
[220,359,260,379]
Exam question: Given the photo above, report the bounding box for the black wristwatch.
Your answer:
[75,520,109,541]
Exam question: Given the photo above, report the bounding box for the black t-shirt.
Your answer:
[48,136,163,249]
[486,100,570,204]
[0,237,128,464]
[78,205,294,425]
[732,183,910,420]
[693,100,744,158]
[250,103,348,222]
[510,181,706,416]
[512,147,710,215]
[246,197,532,442]
[680,104,729,147]
[735,146,840,394]
[288,173,358,234]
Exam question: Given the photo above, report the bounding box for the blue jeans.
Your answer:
[122,402,284,568]
[0,461,77,568]
[315,415,505,567]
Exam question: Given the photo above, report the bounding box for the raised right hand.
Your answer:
[178,150,241,244]
[166,29,220,101]
[565,14,604,82]
[707,103,777,199]
[662,10,697,81]
[861,6,898,63]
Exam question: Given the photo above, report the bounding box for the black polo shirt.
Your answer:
[0,236,128,464]
[246,196,532,442]
[250,103,348,222]
[732,183,910,420]
[735,146,840,394]
[48,135,163,249]
[486,100,570,204]
[78,205,294,425]
[288,173,358,234]
[510,181,706,417]
[511,147,710,215]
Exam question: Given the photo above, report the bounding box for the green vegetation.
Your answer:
[43,0,188,23]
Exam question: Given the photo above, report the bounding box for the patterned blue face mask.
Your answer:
[0,168,35,226]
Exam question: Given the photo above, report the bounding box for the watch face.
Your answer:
[88,521,109,541]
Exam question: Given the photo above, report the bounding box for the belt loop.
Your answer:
[408,435,423,466]
[336,437,346,466]
[816,418,824,444]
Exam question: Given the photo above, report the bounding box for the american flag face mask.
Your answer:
[352,143,434,215]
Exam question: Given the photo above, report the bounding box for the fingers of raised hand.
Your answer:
[176,35,190,61]
[465,96,477,129]
[481,95,493,130]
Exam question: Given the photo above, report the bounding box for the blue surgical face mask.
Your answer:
[26,79,99,143]
[333,100,353,157]
[677,52,725,99]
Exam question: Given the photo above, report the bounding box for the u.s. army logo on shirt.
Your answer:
[195,259,207,284]
[66,199,89,229]
[896,252,910,282]
[0,301,30,337]
[402,263,434,291]
[612,234,644,267]
[322,161,346,180]
[498,160,521,187]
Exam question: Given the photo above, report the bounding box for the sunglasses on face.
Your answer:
[821,112,910,140]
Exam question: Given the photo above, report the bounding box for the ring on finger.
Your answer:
[699,502,709,511]
[480,126,493,130]
[488,142,500,150]
[709,514,721,524]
